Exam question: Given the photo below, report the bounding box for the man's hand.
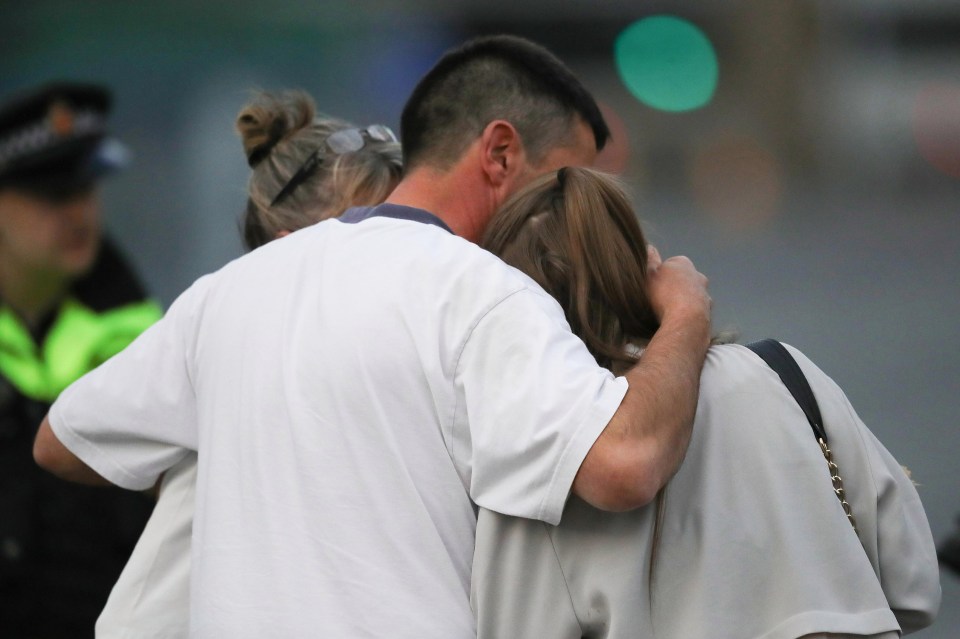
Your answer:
[645,244,712,327]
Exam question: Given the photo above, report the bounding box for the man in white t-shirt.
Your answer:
[33,35,711,636]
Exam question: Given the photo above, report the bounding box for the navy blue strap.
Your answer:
[746,339,827,443]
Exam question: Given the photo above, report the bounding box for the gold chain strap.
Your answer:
[818,437,858,534]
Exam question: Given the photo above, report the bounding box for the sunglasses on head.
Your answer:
[270,124,397,208]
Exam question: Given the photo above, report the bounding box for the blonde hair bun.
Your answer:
[236,90,316,167]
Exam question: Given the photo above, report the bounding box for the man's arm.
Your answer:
[573,250,711,511]
[34,413,111,486]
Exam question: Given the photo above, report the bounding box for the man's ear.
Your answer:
[479,120,524,187]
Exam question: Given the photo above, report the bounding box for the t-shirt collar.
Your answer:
[338,204,453,234]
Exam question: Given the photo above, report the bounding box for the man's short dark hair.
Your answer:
[400,34,610,171]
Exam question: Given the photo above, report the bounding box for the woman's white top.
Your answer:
[472,343,941,639]
[96,454,195,638]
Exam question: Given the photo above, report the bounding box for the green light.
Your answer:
[615,15,718,112]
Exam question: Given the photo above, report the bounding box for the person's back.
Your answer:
[474,342,940,638]
[192,217,481,633]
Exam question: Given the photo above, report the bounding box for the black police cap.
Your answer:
[0,81,128,197]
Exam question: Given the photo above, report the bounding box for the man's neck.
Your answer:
[384,165,494,244]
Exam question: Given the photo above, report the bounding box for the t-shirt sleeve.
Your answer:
[452,287,628,526]
[48,276,212,491]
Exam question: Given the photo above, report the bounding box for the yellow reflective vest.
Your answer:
[0,297,161,402]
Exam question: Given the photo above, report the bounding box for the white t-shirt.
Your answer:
[50,205,627,638]
[95,454,195,639]
[472,343,941,639]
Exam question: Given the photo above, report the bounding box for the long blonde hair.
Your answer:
[236,90,402,250]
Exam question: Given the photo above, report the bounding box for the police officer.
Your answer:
[0,82,161,637]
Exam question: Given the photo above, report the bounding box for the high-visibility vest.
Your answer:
[0,297,162,402]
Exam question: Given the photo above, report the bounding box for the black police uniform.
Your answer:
[0,82,160,638]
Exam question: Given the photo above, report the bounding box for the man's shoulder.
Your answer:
[432,235,552,304]
[333,209,537,291]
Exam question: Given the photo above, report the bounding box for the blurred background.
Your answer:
[2,0,957,633]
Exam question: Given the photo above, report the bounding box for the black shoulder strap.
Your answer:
[745,338,827,444]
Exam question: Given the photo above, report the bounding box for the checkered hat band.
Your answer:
[0,110,105,169]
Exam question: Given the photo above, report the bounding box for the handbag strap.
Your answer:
[745,338,858,533]
[745,339,826,443]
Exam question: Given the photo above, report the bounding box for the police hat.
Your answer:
[0,81,129,198]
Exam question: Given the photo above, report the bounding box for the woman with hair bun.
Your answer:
[472,167,941,639]
[237,90,401,251]
[94,90,401,638]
